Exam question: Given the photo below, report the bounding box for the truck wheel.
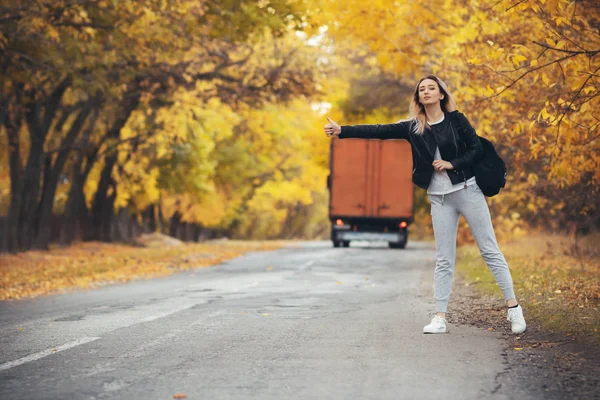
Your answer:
[389,239,407,249]
[342,241,350,248]
[389,231,408,249]
[333,241,341,248]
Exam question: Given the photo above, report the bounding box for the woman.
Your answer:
[324,75,526,335]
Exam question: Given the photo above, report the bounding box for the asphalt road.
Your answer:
[0,241,531,400]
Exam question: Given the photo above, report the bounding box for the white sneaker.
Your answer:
[507,305,527,334]
[423,315,449,334]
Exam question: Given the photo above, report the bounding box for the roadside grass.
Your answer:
[0,239,288,300]
[457,233,600,343]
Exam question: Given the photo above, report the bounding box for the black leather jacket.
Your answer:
[339,110,484,190]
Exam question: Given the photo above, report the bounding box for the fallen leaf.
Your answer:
[262,313,269,316]
[173,394,187,399]
[514,347,523,351]
[487,327,494,331]
[19,327,23,331]
[337,281,342,285]
[266,266,273,271]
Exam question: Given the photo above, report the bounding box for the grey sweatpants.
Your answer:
[428,184,516,313]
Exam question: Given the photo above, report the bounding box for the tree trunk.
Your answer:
[5,79,71,252]
[169,212,181,238]
[142,205,156,232]
[34,105,93,249]
[61,154,87,245]
[16,136,45,251]
[193,224,201,242]
[4,109,23,253]
[90,90,141,241]
[91,154,118,241]
[62,107,104,244]
[157,204,165,234]
[111,207,129,242]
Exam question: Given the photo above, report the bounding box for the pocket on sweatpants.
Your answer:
[470,184,483,194]
[428,195,440,215]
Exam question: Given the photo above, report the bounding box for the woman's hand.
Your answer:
[432,160,454,171]
[324,116,341,137]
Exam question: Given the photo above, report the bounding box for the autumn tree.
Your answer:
[0,0,323,252]
[318,0,599,238]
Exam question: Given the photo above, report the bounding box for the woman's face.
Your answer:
[418,78,444,106]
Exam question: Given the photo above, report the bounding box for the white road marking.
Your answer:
[301,260,314,269]
[140,303,196,323]
[0,337,101,372]
[1,302,199,372]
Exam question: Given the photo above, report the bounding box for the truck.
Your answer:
[327,137,414,248]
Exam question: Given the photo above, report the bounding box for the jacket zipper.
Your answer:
[450,122,468,188]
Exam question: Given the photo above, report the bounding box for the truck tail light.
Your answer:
[399,221,407,228]
[335,219,344,226]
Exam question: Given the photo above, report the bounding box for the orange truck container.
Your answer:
[327,137,414,248]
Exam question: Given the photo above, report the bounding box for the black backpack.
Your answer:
[450,114,507,197]
[474,136,507,197]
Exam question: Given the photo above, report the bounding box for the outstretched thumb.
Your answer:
[326,116,335,124]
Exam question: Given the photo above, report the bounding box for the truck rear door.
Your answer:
[329,138,369,217]
[374,140,413,218]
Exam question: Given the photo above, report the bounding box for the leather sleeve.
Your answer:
[339,120,412,140]
[449,113,483,170]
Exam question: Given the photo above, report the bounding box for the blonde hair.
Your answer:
[409,75,457,134]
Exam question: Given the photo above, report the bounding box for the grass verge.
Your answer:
[456,233,600,344]
[0,239,288,300]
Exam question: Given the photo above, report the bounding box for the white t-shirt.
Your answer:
[426,115,476,196]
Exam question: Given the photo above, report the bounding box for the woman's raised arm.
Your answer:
[324,116,412,140]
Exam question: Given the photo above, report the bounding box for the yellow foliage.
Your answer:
[319,0,599,237]
[2,0,597,247]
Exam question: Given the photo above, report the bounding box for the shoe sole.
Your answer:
[423,330,450,334]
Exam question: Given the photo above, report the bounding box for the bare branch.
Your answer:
[532,41,600,56]
[52,21,113,30]
[485,52,580,98]
[553,64,600,145]
[506,0,528,12]
[481,0,505,12]
[45,131,152,155]
[578,133,600,146]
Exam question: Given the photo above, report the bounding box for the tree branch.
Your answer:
[532,41,600,56]
[52,21,113,30]
[553,64,600,145]
[578,133,600,146]
[506,0,529,12]
[485,52,580,99]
